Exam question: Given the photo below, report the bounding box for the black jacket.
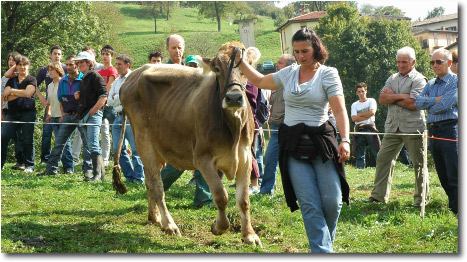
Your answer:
[77,70,107,120]
[278,121,350,212]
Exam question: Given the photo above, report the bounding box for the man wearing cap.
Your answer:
[185,55,200,68]
[73,51,108,182]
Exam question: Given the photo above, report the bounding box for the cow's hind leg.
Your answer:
[196,158,230,235]
[235,159,262,247]
[135,130,180,237]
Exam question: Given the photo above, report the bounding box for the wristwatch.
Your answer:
[341,138,350,144]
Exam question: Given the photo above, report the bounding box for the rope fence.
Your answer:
[1,121,455,217]
[0,120,458,142]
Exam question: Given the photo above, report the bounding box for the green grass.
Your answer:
[1,150,458,253]
[114,4,282,68]
[1,3,458,253]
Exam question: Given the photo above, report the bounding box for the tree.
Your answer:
[190,1,253,32]
[359,3,405,16]
[315,2,433,132]
[190,1,226,32]
[1,1,123,75]
[425,7,445,19]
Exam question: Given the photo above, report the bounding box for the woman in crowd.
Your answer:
[45,62,74,173]
[1,55,37,172]
[1,51,25,170]
[233,28,350,253]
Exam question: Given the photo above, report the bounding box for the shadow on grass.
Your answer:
[1,204,147,220]
[119,6,153,20]
[2,221,197,253]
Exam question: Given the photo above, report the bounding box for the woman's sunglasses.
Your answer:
[430,59,445,66]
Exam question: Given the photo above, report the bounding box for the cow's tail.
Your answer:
[112,111,128,194]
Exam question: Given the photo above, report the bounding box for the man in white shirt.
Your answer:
[351,82,380,169]
[107,54,144,184]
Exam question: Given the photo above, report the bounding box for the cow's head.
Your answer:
[198,42,261,109]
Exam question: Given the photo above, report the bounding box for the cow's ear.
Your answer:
[199,57,213,74]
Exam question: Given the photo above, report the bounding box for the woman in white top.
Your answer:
[233,28,350,253]
[45,62,74,173]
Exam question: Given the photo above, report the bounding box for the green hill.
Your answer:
[115,3,282,68]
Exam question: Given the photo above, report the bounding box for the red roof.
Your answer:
[289,11,326,21]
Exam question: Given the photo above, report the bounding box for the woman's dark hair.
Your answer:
[6,51,21,66]
[292,27,328,64]
[15,55,30,66]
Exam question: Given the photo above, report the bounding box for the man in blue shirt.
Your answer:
[415,48,458,215]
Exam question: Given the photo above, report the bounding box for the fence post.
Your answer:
[421,130,428,217]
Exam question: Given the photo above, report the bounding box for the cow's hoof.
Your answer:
[242,234,263,248]
[211,222,228,235]
[163,225,181,237]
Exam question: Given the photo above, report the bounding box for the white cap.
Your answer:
[73,51,95,62]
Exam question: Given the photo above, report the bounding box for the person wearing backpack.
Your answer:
[1,55,37,172]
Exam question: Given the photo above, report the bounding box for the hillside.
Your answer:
[115,3,282,68]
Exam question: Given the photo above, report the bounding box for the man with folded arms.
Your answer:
[415,48,458,215]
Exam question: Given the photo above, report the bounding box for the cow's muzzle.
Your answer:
[223,90,245,108]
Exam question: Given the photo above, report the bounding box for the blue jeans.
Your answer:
[48,117,74,170]
[45,114,92,174]
[111,114,144,183]
[355,131,379,169]
[40,110,53,163]
[1,110,36,169]
[261,123,280,194]
[287,154,342,253]
[428,122,458,214]
[81,110,103,157]
[255,132,264,183]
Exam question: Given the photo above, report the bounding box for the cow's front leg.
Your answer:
[196,158,230,235]
[235,159,262,247]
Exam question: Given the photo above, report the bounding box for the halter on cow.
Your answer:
[112,42,262,247]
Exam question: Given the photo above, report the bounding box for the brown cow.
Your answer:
[113,42,262,246]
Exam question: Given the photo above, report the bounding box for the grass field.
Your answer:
[1,151,458,253]
[1,2,458,254]
[115,4,282,68]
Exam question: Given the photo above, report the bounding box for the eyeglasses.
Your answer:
[430,59,445,66]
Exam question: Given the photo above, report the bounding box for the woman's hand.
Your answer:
[2,87,11,100]
[337,141,350,163]
[45,115,51,123]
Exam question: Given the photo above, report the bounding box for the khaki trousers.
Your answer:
[370,130,428,204]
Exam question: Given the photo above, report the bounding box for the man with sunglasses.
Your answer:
[415,48,458,215]
[364,46,428,208]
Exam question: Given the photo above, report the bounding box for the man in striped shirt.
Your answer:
[415,48,458,215]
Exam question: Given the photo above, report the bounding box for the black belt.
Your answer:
[117,111,124,115]
[428,119,457,129]
[65,111,77,115]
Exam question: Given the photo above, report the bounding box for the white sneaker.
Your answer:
[249,186,260,195]
[23,167,34,173]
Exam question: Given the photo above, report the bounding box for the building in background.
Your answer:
[275,11,326,55]
[412,13,458,54]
